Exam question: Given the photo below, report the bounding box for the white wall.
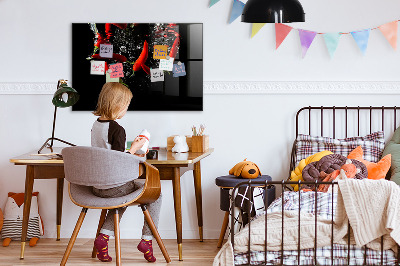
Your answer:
[1,0,400,240]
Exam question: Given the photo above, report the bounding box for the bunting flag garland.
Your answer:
[298,29,317,58]
[229,0,245,24]
[323,33,341,58]
[378,21,398,50]
[210,5,400,57]
[351,29,370,55]
[251,23,266,38]
[209,0,220,7]
[275,23,293,49]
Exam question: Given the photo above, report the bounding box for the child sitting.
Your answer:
[91,82,161,263]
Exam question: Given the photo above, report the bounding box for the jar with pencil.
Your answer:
[191,124,209,153]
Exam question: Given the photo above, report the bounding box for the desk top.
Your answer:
[10,147,214,166]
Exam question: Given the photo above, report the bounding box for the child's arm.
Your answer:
[128,137,147,155]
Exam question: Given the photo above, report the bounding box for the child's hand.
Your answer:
[129,137,147,154]
[134,149,149,157]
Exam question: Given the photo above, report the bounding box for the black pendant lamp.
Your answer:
[242,0,305,23]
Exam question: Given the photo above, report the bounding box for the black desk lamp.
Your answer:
[38,79,80,154]
[241,0,305,23]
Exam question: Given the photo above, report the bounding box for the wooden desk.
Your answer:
[10,147,213,261]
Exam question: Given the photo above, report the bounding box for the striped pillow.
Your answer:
[294,131,385,166]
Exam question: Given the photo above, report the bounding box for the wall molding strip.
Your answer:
[0,81,399,95]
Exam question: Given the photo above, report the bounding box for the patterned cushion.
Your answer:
[295,131,385,166]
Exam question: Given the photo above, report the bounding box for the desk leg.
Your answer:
[20,165,35,259]
[193,161,203,242]
[56,178,64,241]
[172,167,183,261]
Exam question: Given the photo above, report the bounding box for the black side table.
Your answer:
[215,175,275,248]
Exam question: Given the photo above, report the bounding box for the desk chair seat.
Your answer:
[60,146,171,266]
[69,181,144,208]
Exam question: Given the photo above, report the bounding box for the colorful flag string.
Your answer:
[209,1,399,57]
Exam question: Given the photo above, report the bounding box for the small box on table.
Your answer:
[191,135,209,153]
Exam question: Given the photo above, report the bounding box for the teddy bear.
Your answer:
[172,135,189,153]
[229,159,261,179]
[1,192,44,247]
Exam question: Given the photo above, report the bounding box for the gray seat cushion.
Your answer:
[69,180,145,208]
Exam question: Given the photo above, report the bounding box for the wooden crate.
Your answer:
[167,135,192,151]
[191,135,209,153]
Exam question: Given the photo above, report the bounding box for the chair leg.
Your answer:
[114,209,121,266]
[217,211,230,248]
[141,205,171,263]
[60,208,88,266]
[91,209,108,258]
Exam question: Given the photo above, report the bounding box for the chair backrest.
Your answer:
[62,146,145,187]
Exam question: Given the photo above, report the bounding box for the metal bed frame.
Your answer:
[230,106,400,266]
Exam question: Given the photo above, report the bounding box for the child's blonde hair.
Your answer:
[93,82,133,120]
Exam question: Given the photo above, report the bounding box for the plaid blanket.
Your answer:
[234,191,397,265]
[234,244,397,265]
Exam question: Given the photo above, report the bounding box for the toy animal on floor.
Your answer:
[229,159,261,179]
[172,135,189,153]
[1,192,44,247]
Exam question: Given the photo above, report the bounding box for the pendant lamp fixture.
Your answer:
[241,0,305,23]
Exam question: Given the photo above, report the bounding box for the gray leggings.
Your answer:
[92,180,162,240]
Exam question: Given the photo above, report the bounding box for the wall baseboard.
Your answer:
[1,81,399,95]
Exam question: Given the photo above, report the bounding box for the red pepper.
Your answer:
[91,53,127,63]
[112,23,128,29]
[105,23,113,41]
[169,37,180,58]
[132,40,150,75]
[95,33,106,48]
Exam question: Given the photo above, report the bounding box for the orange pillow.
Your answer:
[347,146,391,180]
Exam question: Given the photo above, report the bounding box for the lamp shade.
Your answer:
[52,84,79,108]
[241,0,305,23]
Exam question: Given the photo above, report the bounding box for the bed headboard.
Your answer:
[290,106,400,179]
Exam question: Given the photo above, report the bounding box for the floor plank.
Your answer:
[0,239,221,265]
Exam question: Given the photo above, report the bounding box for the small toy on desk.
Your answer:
[172,135,189,153]
[229,159,261,179]
[1,192,44,247]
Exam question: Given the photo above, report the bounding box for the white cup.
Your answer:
[135,129,150,154]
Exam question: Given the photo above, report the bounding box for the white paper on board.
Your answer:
[90,61,106,75]
[106,72,119,82]
[100,44,113,58]
[159,58,174,71]
[151,68,165,82]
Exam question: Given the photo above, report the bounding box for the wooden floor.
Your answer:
[0,239,221,265]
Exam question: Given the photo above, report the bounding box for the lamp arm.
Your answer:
[50,105,58,148]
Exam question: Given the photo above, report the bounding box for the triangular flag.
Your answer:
[298,29,317,58]
[351,29,370,55]
[323,33,341,58]
[251,23,266,38]
[275,23,293,49]
[209,0,220,7]
[378,21,398,50]
[229,0,245,24]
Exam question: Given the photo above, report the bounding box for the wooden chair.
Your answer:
[60,146,171,265]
